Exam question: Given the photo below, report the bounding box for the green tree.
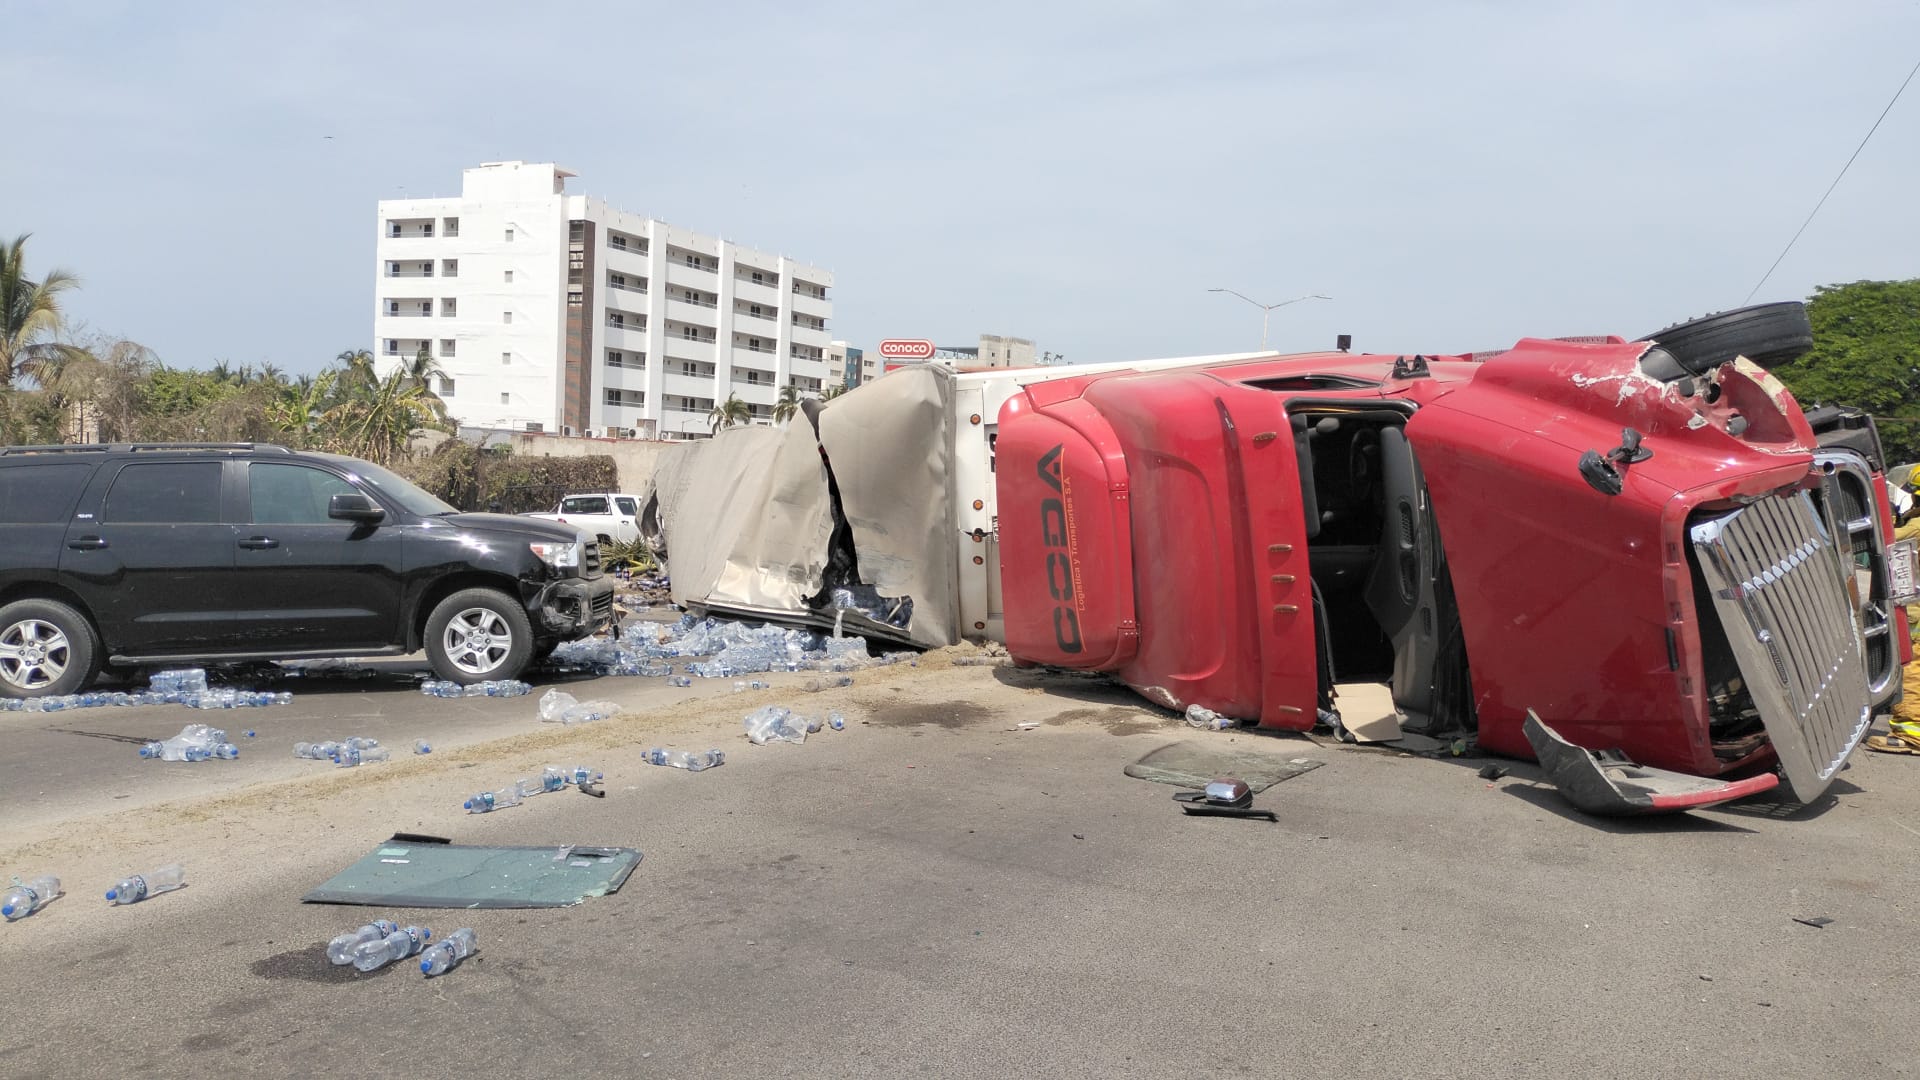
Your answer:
[773,384,801,425]
[708,391,751,433]
[1770,279,1920,462]
[1,234,87,390]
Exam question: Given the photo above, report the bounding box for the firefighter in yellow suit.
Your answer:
[1868,467,1920,754]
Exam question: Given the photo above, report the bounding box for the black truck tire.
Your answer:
[0,598,100,698]
[1638,302,1813,374]
[425,588,534,684]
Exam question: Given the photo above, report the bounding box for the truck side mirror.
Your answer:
[329,493,386,523]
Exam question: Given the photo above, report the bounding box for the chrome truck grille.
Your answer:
[1691,491,1873,802]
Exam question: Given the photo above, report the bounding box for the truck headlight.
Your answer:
[529,541,582,571]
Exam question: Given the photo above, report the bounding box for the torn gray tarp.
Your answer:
[645,366,961,649]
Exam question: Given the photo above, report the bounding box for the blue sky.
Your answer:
[5,1,1917,372]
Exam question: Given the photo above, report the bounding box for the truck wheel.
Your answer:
[1638,302,1813,374]
[0,598,100,698]
[425,588,534,684]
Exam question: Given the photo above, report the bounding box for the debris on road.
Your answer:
[743,705,813,745]
[420,927,478,976]
[138,723,239,762]
[2,874,61,921]
[327,918,401,965]
[336,745,391,767]
[303,838,641,908]
[413,740,432,755]
[1173,778,1278,821]
[419,679,532,698]
[105,863,185,905]
[149,669,208,695]
[1793,916,1835,929]
[1478,764,1510,781]
[644,747,725,771]
[536,688,620,725]
[353,925,432,972]
[1523,711,1779,817]
[1184,704,1236,731]
[1124,742,1323,792]
[465,788,522,813]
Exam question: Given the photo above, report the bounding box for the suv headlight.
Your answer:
[529,541,582,571]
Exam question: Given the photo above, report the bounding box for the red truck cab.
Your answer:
[996,305,1910,805]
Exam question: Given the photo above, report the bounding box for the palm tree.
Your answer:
[773,385,801,425]
[708,392,751,433]
[323,368,442,464]
[1,234,87,390]
[267,370,337,449]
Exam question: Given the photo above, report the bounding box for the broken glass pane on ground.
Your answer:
[303,838,641,909]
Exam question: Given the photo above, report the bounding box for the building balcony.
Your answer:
[605,290,650,319]
[664,338,716,364]
[728,379,778,407]
[734,305,779,325]
[664,298,719,327]
[731,278,782,307]
[731,344,778,366]
[604,318,649,340]
[663,371,716,400]
[664,260,717,288]
[789,290,831,318]
[606,277,649,297]
[381,308,436,319]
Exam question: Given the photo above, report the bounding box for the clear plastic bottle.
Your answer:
[105,863,185,905]
[668,676,693,688]
[1184,704,1236,730]
[1,874,60,920]
[327,919,400,965]
[548,765,602,787]
[413,739,432,755]
[464,788,522,813]
[212,743,239,760]
[293,741,342,760]
[514,772,567,798]
[336,746,391,767]
[351,925,431,972]
[645,747,725,772]
[828,712,846,731]
[342,736,380,751]
[419,927,478,977]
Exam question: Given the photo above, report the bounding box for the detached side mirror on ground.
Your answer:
[329,493,386,524]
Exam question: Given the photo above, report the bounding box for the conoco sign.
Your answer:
[878,339,935,360]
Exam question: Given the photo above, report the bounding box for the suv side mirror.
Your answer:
[329,492,386,524]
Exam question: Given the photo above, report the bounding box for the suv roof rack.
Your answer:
[0,442,296,456]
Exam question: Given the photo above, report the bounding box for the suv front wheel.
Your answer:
[425,588,534,685]
[0,598,100,698]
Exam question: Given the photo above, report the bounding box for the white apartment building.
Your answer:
[373,161,834,438]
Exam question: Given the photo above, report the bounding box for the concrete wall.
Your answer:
[504,431,674,493]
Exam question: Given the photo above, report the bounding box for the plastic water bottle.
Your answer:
[150,669,209,694]
[327,919,399,965]
[548,765,602,787]
[212,743,239,760]
[828,712,846,731]
[343,736,379,751]
[413,740,432,755]
[294,741,342,760]
[2,875,60,920]
[105,863,185,904]
[464,788,522,813]
[337,746,391,767]
[514,773,567,798]
[1184,704,1236,731]
[419,927,478,977]
[645,747,725,772]
[352,926,431,972]
[669,676,693,688]
[420,680,464,699]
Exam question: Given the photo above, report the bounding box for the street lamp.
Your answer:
[1207,289,1331,350]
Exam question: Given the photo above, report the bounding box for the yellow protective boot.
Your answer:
[1865,660,1920,754]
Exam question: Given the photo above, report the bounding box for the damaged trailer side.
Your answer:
[639,366,960,649]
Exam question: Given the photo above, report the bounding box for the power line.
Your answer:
[1744,54,1920,304]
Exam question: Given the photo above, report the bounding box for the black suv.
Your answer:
[0,443,615,697]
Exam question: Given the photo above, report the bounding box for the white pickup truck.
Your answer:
[526,493,642,546]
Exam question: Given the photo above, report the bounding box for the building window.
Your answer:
[499,393,510,405]
[503,311,513,324]
[388,222,400,238]
[501,351,511,365]
[385,339,399,355]
[441,298,456,317]
[387,301,399,315]
[751,270,765,284]
[437,376,456,396]
[608,313,624,328]
[682,326,698,341]
[504,227,514,242]
[440,339,455,357]
[442,259,458,277]
[444,217,460,237]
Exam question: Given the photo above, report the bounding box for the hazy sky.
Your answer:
[6,1,1918,373]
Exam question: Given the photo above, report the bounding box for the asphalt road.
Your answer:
[3,659,1918,1078]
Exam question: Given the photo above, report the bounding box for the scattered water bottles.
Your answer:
[547,765,603,787]
[536,688,619,725]
[293,741,342,760]
[514,772,567,798]
[464,788,522,813]
[352,925,432,972]
[149,669,209,694]
[644,747,725,772]
[1184,704,1236,731]
[413,739,432,755]
[137,723,232,762]
[105,863,186,905]
[419,927,478,977]
[336,745,391,767]
[2,874,61,921]
[327,919,400,965]
[419,679,532,699]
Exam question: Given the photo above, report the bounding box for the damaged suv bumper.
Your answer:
[529,578,616,638]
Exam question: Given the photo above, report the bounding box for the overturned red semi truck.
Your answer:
[994,303,1914,807]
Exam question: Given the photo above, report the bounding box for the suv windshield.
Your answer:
[315,454,457,516]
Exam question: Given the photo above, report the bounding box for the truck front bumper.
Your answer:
[529,577,617,638]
